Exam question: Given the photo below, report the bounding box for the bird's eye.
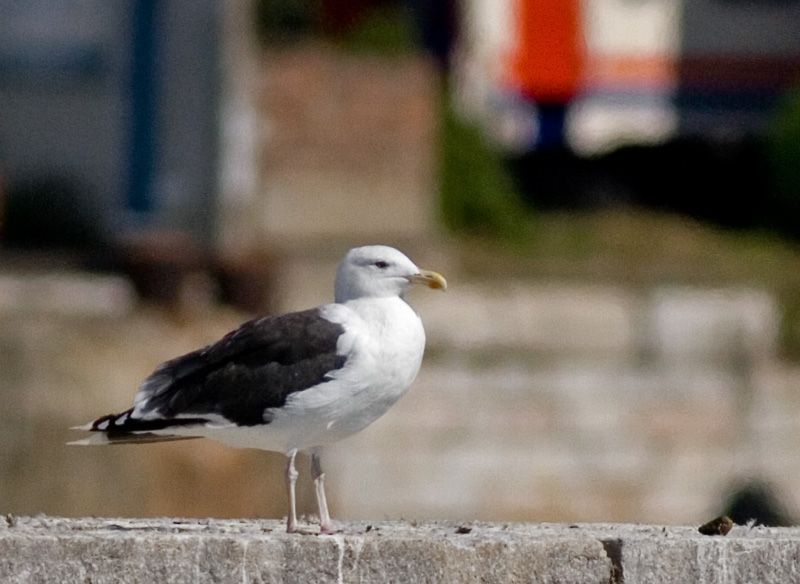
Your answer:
[374,261,389,269]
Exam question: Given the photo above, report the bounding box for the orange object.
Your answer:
[508,0,584,103]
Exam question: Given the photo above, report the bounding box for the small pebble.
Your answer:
[698,516,734,536]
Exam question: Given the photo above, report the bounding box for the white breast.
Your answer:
[262,297,426,451]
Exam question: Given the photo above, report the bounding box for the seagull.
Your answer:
[71,245,446,534]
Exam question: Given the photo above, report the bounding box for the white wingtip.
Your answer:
[66,434,111,446]
[70,423,94,431]
[66,439,91,446]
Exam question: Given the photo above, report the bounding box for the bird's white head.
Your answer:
[335,245,447,303]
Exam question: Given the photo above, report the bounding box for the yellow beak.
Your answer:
[408,269,447,291]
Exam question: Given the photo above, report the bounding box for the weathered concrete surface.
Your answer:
[2,517,799,584]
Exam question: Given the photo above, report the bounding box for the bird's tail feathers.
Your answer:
[68,433,200,446]
[68,408,208,446]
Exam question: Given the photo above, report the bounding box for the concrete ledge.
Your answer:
[1,517,799,583]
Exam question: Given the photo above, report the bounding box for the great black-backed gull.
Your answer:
[70,245,446,534]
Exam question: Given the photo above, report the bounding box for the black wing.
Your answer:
[119,308,347,428]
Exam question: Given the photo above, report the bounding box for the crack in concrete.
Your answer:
[601,538,624,583]
[330,534,346,584]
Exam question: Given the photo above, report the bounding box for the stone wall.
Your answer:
[3,516,800,583]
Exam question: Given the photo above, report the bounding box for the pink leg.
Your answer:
[311,449,336,534]
[285,449,299,533]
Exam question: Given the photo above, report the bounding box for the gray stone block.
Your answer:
[3,517,800,583]
[647,287,778,363]
[0,517,610,583]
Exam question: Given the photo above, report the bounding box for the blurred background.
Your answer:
[1,0,800,527]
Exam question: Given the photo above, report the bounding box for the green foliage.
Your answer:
[766,86,800,218]
[253,0,319,44]
[439,98,532,241]
[337,4,417,56]
[253,0,415,55]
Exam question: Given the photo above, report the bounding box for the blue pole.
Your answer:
[126,0,158,216]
